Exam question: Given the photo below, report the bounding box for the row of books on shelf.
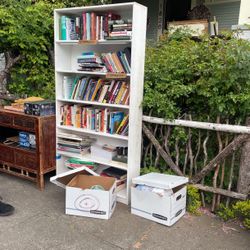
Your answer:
[77,48,131,73]
[63,76,130,105]
[60,12,132,41]
[60,104,129,135]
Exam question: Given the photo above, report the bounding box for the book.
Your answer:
[63,76,74,99]
[60,16,67,40]
[86,13,91,40]
[101,167,127,180]
[91,12,96,40]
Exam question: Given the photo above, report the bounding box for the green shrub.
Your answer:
[233,200,250,229]
[217,204,235,221]
[143,29,250,122]
[217,200,250,229]
[140,166,173,175]
[187,185,202,215]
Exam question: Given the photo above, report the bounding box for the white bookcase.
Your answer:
[54,2,147,204]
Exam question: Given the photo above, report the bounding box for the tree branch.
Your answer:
[142,123,183,176]
[191,134,250,184]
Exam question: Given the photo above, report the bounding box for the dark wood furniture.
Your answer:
[0,109,56,190]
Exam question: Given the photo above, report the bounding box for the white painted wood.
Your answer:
[127,3,148,204]
[57,98,129,110]
[56,40,132,45]
[57,125,129,140]
[238,0,250,25]
[57,150,128,171]
[54,3,147,205]
[143,116,250,134]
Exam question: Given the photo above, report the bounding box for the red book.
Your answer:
[91,12,96,40]
[82,13,87,40]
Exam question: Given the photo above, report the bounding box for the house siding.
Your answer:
[207,1,241,30]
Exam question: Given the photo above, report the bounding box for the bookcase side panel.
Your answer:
[127,4,147,200]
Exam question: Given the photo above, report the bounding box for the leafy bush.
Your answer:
[140,165,173,175]
[217,204,235,221]
[187,185,201,215]
[217,200,250,229]
[233,200,250,229]
[143,30,250,122]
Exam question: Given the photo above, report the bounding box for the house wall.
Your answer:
[191,0,241,30]
[238,0,250,24]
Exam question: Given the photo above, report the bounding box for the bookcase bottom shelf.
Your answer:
[116,188,128,204]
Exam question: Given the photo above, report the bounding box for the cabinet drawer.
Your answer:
[15,151,37,170]
[0,144,14,163]
[0,113,13,126]
[13,117,36,131]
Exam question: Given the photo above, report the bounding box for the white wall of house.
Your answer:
[238,0,250,24]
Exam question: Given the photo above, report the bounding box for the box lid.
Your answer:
[132,173,188,189]
[50,166,98,189]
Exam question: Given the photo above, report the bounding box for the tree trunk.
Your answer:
[191,134,250,184]
[237,118,250,195]
[142,123,183,176]
[0,51,23,92]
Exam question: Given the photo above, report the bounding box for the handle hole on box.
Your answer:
[176,194,182,201]
[175,209,182,217]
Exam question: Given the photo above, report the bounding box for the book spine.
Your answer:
[91,12,96,40]
[96,16,99,40]
[86,13,91,40]
[60,16,67,40]
[76,17,80,40]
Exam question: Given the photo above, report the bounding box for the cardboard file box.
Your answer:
[51,166,117,220]
[131,173,188,226]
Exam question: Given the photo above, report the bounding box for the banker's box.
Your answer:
[131,173,188,226]
[51,166,117,220]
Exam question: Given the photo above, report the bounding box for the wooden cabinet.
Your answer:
[0,109,56,190]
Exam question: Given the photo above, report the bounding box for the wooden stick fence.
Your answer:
[142,115,249,210]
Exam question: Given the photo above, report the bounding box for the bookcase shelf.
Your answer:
[56,40,132,45]
[54,3,147,205]
[57,125,129,140]
[57,150,127,171]
[57,98,130,109]
[56,70,131,77]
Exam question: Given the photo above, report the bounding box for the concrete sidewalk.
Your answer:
[0,173,249,250]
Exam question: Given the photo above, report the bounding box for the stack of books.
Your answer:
[62,76,130,105]
[60,12,131,41]
[60,105,129,135]
[57,132,96,155]
[108,19,132,40]
[77,52,107,72]
[100,167,127,193]
[65,157,97,170]
[76,48,131,73]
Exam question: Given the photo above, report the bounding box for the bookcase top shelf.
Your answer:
[57,125,129,140]
[57,150,128,171]
[54,2,138,14]
[56,40,132,45]
[57,98,130,110]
